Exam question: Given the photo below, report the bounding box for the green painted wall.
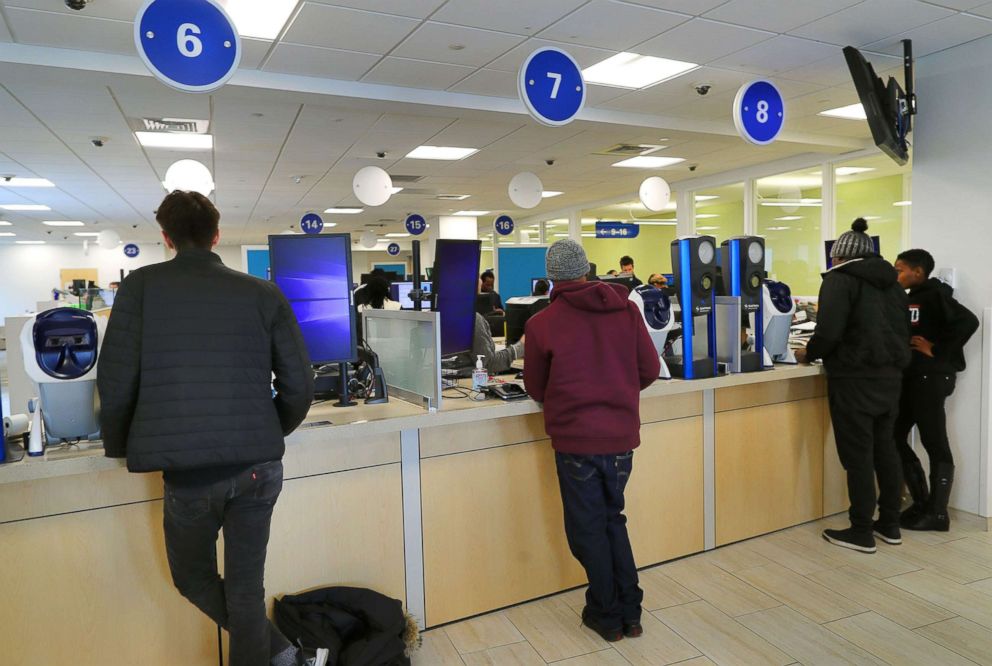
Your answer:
[835,174,906,261]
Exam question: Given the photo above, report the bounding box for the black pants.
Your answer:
[827,377,904,532]
[894,373,956,468]
[555,451,642,629]
[164,460,291,666]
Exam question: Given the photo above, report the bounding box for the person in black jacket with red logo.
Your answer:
[893,249,979,532]
[98,191,319,666]
[797,219,911,554]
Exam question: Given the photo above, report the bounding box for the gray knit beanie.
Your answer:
[831,218,874,259]
[546,239,590,281]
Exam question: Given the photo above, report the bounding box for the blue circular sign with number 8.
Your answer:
[494,215,515,236]
[733,80,786,146]
[135,0,241,93]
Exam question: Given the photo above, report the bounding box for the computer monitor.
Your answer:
[269,234,357,365]
[505,297,550,345]
[843,45,910,166]
[432,239,482,357]
[599,275,636,292]
[531,278,553,296]
[390,281,432,309]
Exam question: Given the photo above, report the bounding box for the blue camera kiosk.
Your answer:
[720,236,766,373]
[666,236,718,379]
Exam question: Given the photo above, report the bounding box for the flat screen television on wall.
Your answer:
[843,42,914,166]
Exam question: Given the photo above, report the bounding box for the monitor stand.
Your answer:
[334,362,357,408]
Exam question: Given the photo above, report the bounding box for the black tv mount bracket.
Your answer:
[902,39,917,119]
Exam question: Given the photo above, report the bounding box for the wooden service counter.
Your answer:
[0,364,844,665]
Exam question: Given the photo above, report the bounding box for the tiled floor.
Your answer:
[414,512,992,665]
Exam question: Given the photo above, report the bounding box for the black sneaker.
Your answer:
[623,622,643,638]
[297,647,329,666]
[872,522,902,545]
[822,528,876,553]
[580,609,623,642]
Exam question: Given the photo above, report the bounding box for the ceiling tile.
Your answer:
[703,0,862,33]
[621,0,728,14]
[600,65,753,112]
[4,0,137,21]
[584,84,630,106]
[447,68,518,97]
[710,35,839,75]
[634,18,775,63]
[921,0,987,9]
[263,43,381,80]
[239,38,272,70]
[780,50,901,86]
[5,8,134,55]
[967,0,992,15]
[362,57,475,89]
[305,0,447,19]
[486,38,616,73]
[788,0,955,47]
[432,0,586,36]
[282,3,419,54]
[391,22,526,67]
[0,13,12,41]
[427,119,524,146]
[537,0,691,51]
[864,13,992,56]
[372,114,454,135]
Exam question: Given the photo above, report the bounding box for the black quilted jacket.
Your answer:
[98,248,314,472]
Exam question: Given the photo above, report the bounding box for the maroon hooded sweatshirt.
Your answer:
[524,280,661,455]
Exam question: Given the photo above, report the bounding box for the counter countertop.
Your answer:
[0,363,824,485]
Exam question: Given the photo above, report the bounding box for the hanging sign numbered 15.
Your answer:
[405,214,427,236]
[733,80,785,145]
[518,47,586,127]
[135,0,242,93]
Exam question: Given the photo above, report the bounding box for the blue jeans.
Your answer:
[555,451,642,629]
[163,460,291,666]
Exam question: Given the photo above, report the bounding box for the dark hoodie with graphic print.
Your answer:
[806,257,911,378]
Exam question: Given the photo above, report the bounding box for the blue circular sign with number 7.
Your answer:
[135,0,242,93]
[518,47,586,127]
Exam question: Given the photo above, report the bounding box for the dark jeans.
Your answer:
[555,451,642,629]
[164,460,291,666]
[895,373,956,468]
[828,377,904,532]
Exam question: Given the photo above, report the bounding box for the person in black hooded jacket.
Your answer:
[893,249,979,532]
[797,219,911,554]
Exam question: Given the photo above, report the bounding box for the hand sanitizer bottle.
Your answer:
[472,355,488,391]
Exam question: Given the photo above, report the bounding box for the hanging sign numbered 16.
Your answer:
[733,80,785,145]
[494,215,515,236]
[300,213,324,235]
[518,47,586,127]
[405,214,427,236]
[135,0,242,93]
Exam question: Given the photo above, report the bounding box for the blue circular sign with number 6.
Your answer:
[135,0,241,93]
[387,243,401,256]
[300,213,324,235]
[494,215,515,236]
[123,243,140,258]
[405,214,426,236]
[733,80,785,146]
[518,47,586,127]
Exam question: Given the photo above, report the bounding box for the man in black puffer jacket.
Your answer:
[798,219,911,554]
[98,191,316,666]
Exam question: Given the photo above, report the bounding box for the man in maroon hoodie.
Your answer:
[524,239,661,642]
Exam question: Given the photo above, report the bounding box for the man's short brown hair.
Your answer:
[156,191,219,250]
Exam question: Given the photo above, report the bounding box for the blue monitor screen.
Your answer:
[433,240,482,357]
[391,281,433,309]
[269,234,357,365]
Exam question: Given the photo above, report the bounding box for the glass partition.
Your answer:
[694,184,744,241]
[362,310,442,411]
[756,169,823,298]
[834,154,911,262]
[580,201,677,278]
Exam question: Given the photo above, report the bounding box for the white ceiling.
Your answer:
[0,0,985,246]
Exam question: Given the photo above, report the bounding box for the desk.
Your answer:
[0,364,843,665]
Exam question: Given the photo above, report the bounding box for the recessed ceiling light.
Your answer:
[221,0,298,40]
[542,191,563,198]
[390,187,404,195]
[406,146,478,161]
[695,195,718,202]
[15,240,44,244]
[835,166,876,176]
[583,52,698,90]
[0,178,54,187]
[765,226,791,231]
[697,226,720,231]
[324,208,364,214]
[893,200,911,207]
[385,233,410,238]
[0,221,10,226]
[612,156,686,169]
[760,199,822,207]
[774,216,803,221]
[818,104,867,120]
[0,204,50,211]
[695,214,719,219]
[453,210,490,216]
[74,232,100,237]
[0,232,15,237]
[43,221,85,227]
[638,221,677,226]
[136,132,213,150]
[437,194,471,201]
[581,233,596,238]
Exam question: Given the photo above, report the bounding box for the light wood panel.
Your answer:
[715,397,825,545]
[714,375,825,412]
[420,412,547,458]
[0,501,218,666]
[639,391,703,424]
[281,432,399,479]
[421,417,704,626]
[59,268,99,289]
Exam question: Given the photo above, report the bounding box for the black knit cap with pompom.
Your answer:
[851,217,869,233]
[831,217,874,260]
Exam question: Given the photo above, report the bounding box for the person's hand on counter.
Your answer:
[794,348,809,364]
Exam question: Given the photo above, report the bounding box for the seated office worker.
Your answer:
[893,249,978,532]
[97,191,319,666]
[473,313,523,375]
[479,269,505,314]
[618,255,643,287]
[525,240,660,642]
[797,219,910,554]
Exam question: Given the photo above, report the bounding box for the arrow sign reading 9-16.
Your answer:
[135,0,242,93]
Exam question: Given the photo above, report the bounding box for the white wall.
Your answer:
[0,243,168,319]
[914,36,992,516]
